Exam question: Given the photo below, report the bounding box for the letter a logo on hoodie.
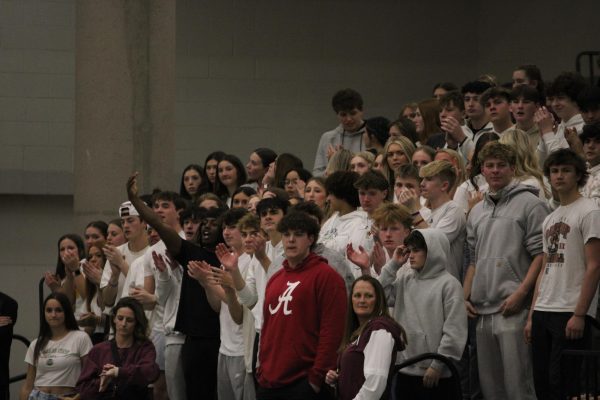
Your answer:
[268,281,300,315]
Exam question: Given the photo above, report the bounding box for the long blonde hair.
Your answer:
[499,128,550,198]
[325,148,353,176]
[382,137,416,187]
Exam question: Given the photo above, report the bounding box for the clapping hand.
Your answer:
[346,243,370,273]
[215,243,239,272]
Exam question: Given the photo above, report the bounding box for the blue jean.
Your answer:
[28,389,75,400]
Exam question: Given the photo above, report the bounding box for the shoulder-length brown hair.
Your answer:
[110,297,149,343]
[338,276,406,352]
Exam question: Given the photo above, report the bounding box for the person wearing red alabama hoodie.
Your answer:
[257,211,347,400]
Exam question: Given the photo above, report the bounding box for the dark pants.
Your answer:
[181,336,220,400]
[395,373,455,400]
[457,318,483,400]
[256,378,332,400]
[531,311,592,400]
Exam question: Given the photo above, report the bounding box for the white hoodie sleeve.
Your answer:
[354,330,395,400]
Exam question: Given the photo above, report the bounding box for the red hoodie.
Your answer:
[257,252,347,389]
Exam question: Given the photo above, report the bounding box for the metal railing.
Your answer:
[8,334,31,385]
[392,352,462,400]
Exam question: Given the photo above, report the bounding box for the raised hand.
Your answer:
[346,243,370,271]
[252,232,268,259]
[565,126,584,155]
[81,260,102,285]
[396,188,420,213]
[62,251,80,273]
[371,242,386,275]
[441,116,465,142]
[534,106,555,134]
[211,267,234,289]
[103,245,124,270]
[391,245,410,265]
[44,271,61,292]
[126,172,139,199]
[188,260,216,286]
[215,243,239,271]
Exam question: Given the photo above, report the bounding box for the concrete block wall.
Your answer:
[173,0,477,175]
[0,0,75,195]
[172,0,600,176]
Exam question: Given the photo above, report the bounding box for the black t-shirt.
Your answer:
[173,240,220,338]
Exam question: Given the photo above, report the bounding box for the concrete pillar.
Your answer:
[74,0,176,230]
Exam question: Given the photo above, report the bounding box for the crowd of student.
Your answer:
[5,64,600,400]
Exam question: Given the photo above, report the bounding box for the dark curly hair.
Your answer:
[325,171,360,208]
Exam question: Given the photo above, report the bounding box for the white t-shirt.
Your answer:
[99,242,149,305]
[25,330,92,387]
[219,253,252,356]
[535,197,600,315]
[426,200,466,281]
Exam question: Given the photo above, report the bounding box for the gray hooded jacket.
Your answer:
[466,181,549,314]
[378,229,467,377]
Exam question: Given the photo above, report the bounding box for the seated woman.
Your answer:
[325,276,405,400]
[20,293,92,400]
[77,297,159,399]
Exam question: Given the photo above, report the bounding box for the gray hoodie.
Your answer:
[466,181,549,315]
[312,124,365,176]
[378,229,467,377]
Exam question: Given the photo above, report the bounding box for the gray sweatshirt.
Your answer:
[466,181,549,314]
[312,124,365,176]
[379,229,467,377]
